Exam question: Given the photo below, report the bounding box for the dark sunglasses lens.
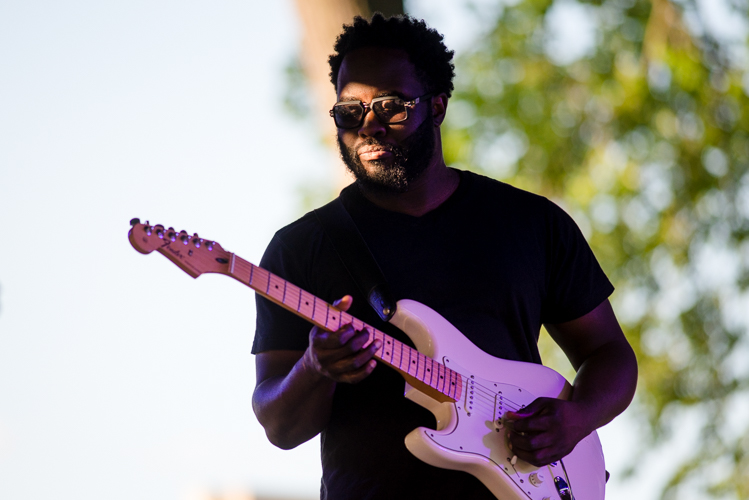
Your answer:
[373,99,408,123]
[333,103,363,128]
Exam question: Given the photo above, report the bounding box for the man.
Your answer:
[252,14,637,500]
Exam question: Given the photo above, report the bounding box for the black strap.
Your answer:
[314,198,396,322]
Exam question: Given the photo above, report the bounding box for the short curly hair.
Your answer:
[328,13,455,98]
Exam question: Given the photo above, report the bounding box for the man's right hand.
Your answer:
[303,295,381,384]
[253,294,381,449]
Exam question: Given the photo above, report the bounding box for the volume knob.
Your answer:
[529,471,546,486]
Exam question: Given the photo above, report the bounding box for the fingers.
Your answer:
[332,294,353,312]
[504,398,552,433]
[310,326,380,383]
[504,398,581,467]
[307,295,380,384]
[311,322,360,349]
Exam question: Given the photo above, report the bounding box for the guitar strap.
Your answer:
[313,197,397,323]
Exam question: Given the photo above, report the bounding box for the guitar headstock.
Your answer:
[128,218,232,278]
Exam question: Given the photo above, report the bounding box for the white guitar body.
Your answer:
[390,299,606,500]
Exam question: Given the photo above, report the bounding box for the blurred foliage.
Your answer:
[442,0,749,497]
[283,55,313,120]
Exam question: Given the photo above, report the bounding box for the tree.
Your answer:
[442,0,749,497]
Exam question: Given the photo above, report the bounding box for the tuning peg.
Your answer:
[144,225,152,236]
[167,230,176,242]
[192,237,201,248]
[206,241,214,251]
[130,218,141,226]
[180,234,189,245]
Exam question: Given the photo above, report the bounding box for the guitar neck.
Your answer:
[227,253,462,403]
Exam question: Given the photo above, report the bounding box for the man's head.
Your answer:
[329,14,455,99]
[328,15,455,193]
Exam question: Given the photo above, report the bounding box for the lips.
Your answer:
[357,145,393,161]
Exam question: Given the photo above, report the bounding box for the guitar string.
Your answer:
[464,383,524,415]
[235,259,531,415]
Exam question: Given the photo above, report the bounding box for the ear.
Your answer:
[431,93,448,127]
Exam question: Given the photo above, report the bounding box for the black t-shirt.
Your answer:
[252,170,613,499]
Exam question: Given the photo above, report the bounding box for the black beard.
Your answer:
[337,112,436,194]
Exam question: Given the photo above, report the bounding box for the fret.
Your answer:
[298,290,315,321]
[408,347,419,375]
[409,349,418,378]
[325,304,343,331]
[443,367,452,397]
[437,363,447,395]
[312,297,328,326]
[284,284,301,310]
[295,285,303,312]
[414,352,425,382]
[267,274,285,302]
[384,338,403,370]
[425,358,435,389]
[265,271,274,295]
[444,366,452,395]
[339,312,353,329]
[451,370,462,400]
[382,336,394,364]
[433,362,441,393]
[250,266,269,294]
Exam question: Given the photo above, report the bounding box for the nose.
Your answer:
[358,107,386,138]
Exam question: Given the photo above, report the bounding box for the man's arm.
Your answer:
[252,296,381,449]
[505,299,638,466]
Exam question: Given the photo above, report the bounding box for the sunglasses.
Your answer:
[329,93,432,129]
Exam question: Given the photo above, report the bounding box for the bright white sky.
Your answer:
[0,1,690,499]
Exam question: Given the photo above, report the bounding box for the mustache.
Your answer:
[355,139,398,154]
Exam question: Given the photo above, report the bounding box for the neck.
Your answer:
[357,160,459,217]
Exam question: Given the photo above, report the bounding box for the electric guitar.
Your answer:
[128,219,606,500]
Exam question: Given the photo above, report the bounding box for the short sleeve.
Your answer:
[251,233,314,353]
[542,200,614,324]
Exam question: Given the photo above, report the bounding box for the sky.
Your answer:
[0,1,713,499]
